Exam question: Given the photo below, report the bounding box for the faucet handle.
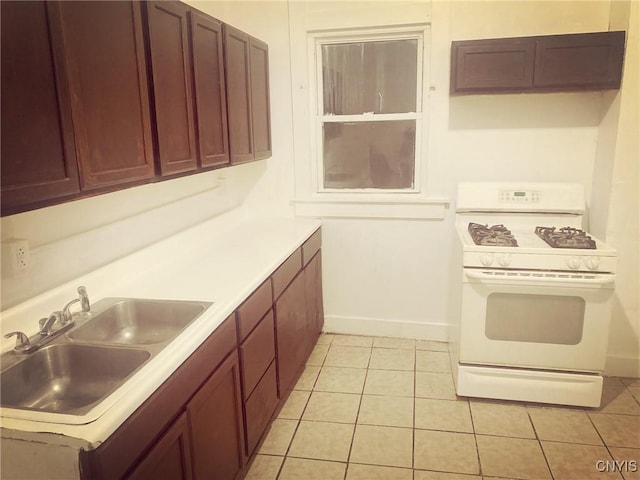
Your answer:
[77,286,90,313]
[4,331,32,353]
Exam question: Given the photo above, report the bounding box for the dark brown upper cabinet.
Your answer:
[450,37,535,94]
[146,2,230,173]
[190,10,230,168]
[224,25,272,164]
[249,38,272,160]
[146,1,198,175]
[1,1,155,216]
[533,32,626,90]
[55,1,156,189]
[2,1,267,216]
[451,31,625,95]
[1,1,80,215]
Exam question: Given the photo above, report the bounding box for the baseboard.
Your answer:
[605,353,640,378]
[322,315,449,342]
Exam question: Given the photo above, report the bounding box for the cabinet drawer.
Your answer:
[244,360,278,456]
[271,248,302,300]
[240,310,275,399]
[237,279,272,341]
[302,228,321,267]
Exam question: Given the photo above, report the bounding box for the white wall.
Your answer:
[289,0,619,341]
[591,0,639,377]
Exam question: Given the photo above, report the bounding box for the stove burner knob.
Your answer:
[481,254,494,266]
[585,257,600,270]
[497,253,511,267]
[566,256,582,270]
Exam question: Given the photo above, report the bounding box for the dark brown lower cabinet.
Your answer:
[127,412,193,480]
[305,251,325,341]
[187,351,245,480]
[244,361,279,455]
[275,231,323,396]
[238,308,279,457]
[124,351,245,480]
[79,231,323,480]
[275,271,309,395]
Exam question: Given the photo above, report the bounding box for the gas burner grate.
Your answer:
[535,226,596,249]
[468,222,518,247]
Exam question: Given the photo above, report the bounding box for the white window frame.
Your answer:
[309,26,429,197]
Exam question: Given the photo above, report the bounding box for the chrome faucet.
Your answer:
[3,331,36,354]
[39,311,65,336]
[4,286,91,353]
[60,286,90,324]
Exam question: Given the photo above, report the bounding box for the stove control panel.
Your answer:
[463,252,616,274]
[499,190,540,204]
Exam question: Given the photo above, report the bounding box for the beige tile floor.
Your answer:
[247,334,640,480]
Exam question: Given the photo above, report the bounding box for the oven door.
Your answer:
[459,269,615,373]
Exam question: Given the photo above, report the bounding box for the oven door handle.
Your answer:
[464,269,616,285]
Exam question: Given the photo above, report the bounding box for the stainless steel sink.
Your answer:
[1,297,212,417]
[68,298,210,345]
[0,344,150,415]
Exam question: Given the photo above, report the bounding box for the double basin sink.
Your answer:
[1,298,211,418]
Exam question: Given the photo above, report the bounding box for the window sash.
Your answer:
[314,29,425,194]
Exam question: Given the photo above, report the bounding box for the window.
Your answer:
[315,30,425,193]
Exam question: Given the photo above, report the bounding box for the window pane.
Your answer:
[322,40,418,115]
[323,121,415,189]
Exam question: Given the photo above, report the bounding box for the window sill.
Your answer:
[292,196,449,220]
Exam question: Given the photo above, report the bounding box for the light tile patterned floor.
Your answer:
[247,334,640,480]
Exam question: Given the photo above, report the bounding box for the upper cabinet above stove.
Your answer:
[450,31,626,95]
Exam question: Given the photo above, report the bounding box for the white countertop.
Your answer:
[0,209,321,448]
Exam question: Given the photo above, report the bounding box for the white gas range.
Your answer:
[449,182,617,407]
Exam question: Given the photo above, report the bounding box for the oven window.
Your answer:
[485,293,585,345]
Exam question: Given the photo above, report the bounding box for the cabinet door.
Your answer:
[304,251,324,343]
[190,11,230,168]
[450,37,535,94]
[224,25,254,164]
[0,1,80,215]
[533,31,625,91]
[249,38,271,160]
[187,350,245,480]
[127,412,193,480]
[146,1,198,175]
[55,1,155,189]
[275,272,308,394]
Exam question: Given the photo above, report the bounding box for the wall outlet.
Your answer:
[1,238,31,275]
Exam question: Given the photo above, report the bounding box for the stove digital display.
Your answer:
[499,190,540,203]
